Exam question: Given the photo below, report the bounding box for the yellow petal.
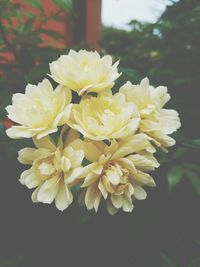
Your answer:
[111,194,123,209]
[98,180,108,199]
[33,135,56,150]
[6,126,34,139]
[19,169,41,189]
[83,141,105,162]
[133,186,147,200]
[55,181,73,211]
[18,148,37,164]
[37,175,60,204]
[132,171,156,187]
[64,128,80,147]
[106,198,118,215]
[128,153,159,171]
[85,183,99,210]
[81,172,100,187]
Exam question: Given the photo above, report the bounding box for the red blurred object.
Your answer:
[86,0,102,49]
[1,0,101,49]
[0,0,102,76]
[3,118,13,129]
[12,0,73,47]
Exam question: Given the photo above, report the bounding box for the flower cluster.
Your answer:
[6,50,181,215]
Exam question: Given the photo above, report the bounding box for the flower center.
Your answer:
[38,162,55,176]
[102,162,130,194]
[35,152,72,181]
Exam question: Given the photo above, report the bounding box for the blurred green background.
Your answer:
[0,0,200,266]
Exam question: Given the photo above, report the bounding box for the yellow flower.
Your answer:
[120,78,181,149]
[6,79,72,139]
[18,129,86,211]
[79,134,159,215]
[49,50,121,95]
[68,93,140,141]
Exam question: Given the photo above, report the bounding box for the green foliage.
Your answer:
[172,147,188,160]
[0,0,199,265]
[23,0,42,9]
[160,253,177,267]
[103,0,200,88]
[160,253,200,267]
[168,165,183,192]
[185,169,200,195]
[102,0,200,138]
[102,0,200,195]
[0,0,79,160]
[0,0,67,94]
[167,162,200,194]
[53,0,73,13]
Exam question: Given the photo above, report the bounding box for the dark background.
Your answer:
[0,0,200,266]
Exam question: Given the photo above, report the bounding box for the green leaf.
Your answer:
[173,147,188,159]
[23,0,42,9]
[184,163,200,173]
[17,24,26,34]
[190,139,200,148]
[168,165,183,192]
[185,169,200,195]
[160,253,177,267]
[53,0,73,13]
[174,132,200,150]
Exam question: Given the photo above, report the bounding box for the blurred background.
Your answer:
[0,0,200,266]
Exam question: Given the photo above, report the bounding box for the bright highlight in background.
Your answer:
[102,0,168,29]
